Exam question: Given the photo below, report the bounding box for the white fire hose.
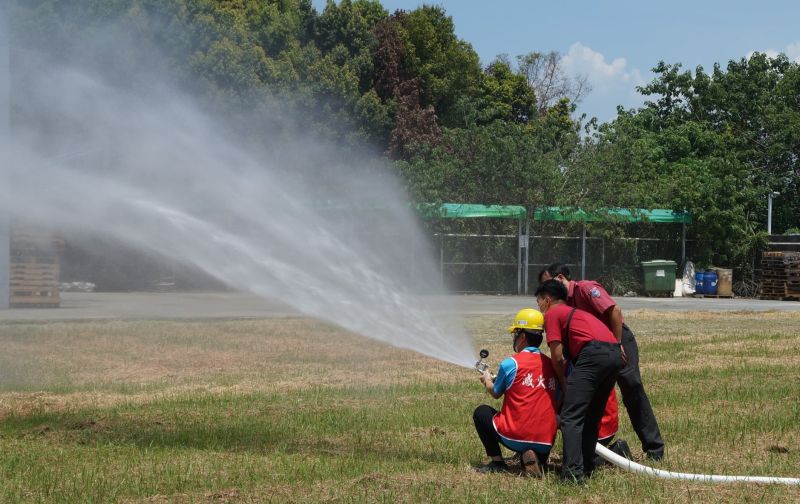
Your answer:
[595,443,800,485]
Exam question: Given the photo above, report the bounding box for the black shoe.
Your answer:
[559,471,587,485]
[645,450,664,461]
[475,461,510,473]
[610,439,632,460]
[559,475,587,485]
[521,450,543,478]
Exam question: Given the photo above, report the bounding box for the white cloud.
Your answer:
[748,41,800,62]
[562,42,645,91]
[561,42,647,121]
[786,41,800,61]
[564,39,800,123]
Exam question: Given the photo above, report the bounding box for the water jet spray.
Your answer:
[0,39,479,368]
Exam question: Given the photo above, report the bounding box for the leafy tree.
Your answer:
[636,56,800,239]
[17,0,798,284]
[387,78,441,158]
[398,119,571,206]
[395,6,483,127]
[576,55,799,271]
[371,14,407,101]
[476,57,537,125]
[243,0,317,56]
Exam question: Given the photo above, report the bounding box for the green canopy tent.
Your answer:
[533,207,692,224]
[421,204,691,294]
[420,203,527,220]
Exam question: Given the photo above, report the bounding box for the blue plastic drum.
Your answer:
[695,271,706,294]
[704,270,718,295]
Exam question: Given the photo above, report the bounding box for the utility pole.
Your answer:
[0,1,11,309]
[580,225,586,280]
[767,191,780,235]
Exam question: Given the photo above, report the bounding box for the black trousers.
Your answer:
[472,405,549,466]
[618,325,665,457]
[560,341,623,480]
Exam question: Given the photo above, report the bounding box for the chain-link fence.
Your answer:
[432,218,692,294]
[54,208,696,295]
[432,217,524,294]
[528,235,692,295]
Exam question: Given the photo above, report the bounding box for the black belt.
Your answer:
[574,340,620,363]
[589,340,621,348]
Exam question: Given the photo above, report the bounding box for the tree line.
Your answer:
[13,0,800,276]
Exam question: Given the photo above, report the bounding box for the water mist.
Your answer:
[0,8,476,368]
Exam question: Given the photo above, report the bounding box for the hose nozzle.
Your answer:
[474,348,490,374]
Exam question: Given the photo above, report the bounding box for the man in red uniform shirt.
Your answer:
[535,280,624,483]
[539,263,665,460]
[473,309,558,477]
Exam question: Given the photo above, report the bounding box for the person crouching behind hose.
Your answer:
[473,309,558,477]
[535,279,625,484]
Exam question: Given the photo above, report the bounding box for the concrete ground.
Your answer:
[0,291,798,322]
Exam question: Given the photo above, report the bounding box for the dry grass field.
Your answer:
[1,311,798,503]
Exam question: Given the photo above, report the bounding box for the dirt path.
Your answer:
[1,291,798,322]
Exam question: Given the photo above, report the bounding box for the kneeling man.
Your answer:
[473,309,558,477]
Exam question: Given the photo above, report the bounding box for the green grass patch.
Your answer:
[0,312,798,502]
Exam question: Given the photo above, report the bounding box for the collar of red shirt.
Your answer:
[567,280,576,301]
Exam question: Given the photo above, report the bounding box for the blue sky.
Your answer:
[312,1,800,122]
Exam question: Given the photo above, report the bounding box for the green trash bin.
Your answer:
[641,260,677,296]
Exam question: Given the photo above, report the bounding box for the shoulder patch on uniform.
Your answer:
[590,287,601,298]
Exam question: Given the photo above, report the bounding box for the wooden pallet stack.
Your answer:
[759,251,800,300]
[9,227,64,308]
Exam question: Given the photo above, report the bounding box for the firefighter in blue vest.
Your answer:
[472,309,559,477]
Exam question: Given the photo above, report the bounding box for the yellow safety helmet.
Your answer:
[507,308,544,333]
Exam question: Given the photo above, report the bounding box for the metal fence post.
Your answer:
[681,222,686,263]
[517,218,522,294]
[439,230,444,286]
[601,237,605,274]
[581,225,587,280]
[524,216,530,294]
